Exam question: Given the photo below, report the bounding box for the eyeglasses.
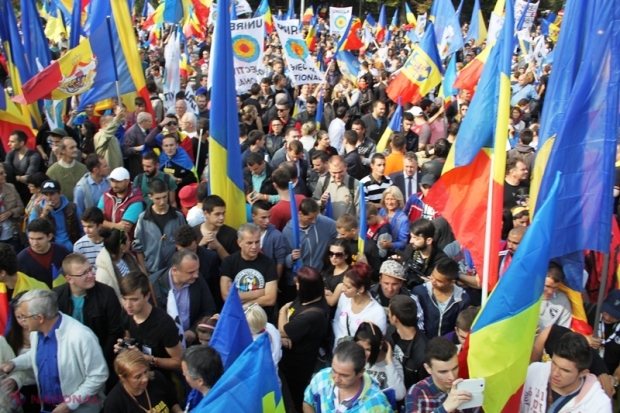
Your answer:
[328,251,345,258]
[166,122,178,126]
[68,266,94,277]
[17,314,38,321]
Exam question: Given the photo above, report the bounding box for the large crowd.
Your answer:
[0,2,617,413]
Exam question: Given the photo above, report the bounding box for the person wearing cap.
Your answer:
[361,101,387,144]
[178,183,198,217]
[371,260,423,323]
[94,106,126,171]
[586,290,620,379]
[98,167,145,236]
[133,179,187,275]
[409,106,432,151]
[5,130,42,206]
[29,180,83,251]
[46,137,88,203]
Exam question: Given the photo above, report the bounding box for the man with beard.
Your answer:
[134,151,178,209]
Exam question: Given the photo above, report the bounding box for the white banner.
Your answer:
[274,19,323,85]
[164,31,181,110]
[487,11,505,43]
[209,0,253,25]
[515,0,539,31]
[329,7,352,36]
[185,82,198,114]
[231,17,266,93]
[416,13,427,38]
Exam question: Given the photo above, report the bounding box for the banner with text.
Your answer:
[231,16,266,93]
[329,7,352,36]
[274,18,323,85]
[515,0,539,31]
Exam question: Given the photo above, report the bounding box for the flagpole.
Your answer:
[480,150,497,309]
[592,253,610,338]
[106,16,123,106]
[196,128,204,171]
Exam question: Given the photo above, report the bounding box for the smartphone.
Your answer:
[456,378,485,409]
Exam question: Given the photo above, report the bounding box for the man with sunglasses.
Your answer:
[54,253,123,391]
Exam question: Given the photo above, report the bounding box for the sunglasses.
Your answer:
[277,108,289,112]
[328,251,345,258]
[166,122,178,126]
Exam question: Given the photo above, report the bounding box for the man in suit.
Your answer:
[123,112,153,179]
[149,249,217,346]
[361,101,388,143]
[389,151,421,202]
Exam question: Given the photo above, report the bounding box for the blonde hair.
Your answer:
[243,303,267,335]
[114,349,155,381]
[381,186,405,210]
[301,122,316,136]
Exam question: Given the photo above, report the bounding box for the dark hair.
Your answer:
[324,238,353,268]
[334,341,366,375]
[171,249,199,269]
[0,243,17,275]
[287,140,303,155]
[425,337,458,366]
[134,97,146,106]
[247,130,265,146]
[335,106,347,119]
[547,262,564,283]
[271,168,291,190]
[402,112,414,122]
[447,122,460,136]
[389,295,419,327]
[311,150,329,163]
[280,161,298,180]
[354,322,383,366]
[27,172,49,188]
[299,198,320,215]
[251,200,271,215]
[27,218,54,235]
[202,195,226,213]
[174,225,198,248]
[249,83,261,95]
[260,77,272,85]
[100,228,127,257]
[344,262,373,293]
[196,181,208,203]
[147,178,167,195]
[344,130,358,145]
[10,130,28,144]
[181,345,224,388]
[306,96,318,105]
[409,218,435,239]
[370,153,385,164]
[434,258,459,281]
[295,266,325,304]
[175,91,185,101]
[143,151,160,164]
[391,133,406,150]
[6,292,27,354]
[520,129,534,145]
[84,153,103,172]
[246,151,265,167]
[81,206,104,225]
[433,138,451,158]
[553,332,592,372]
[239,123,249,137]
[351,119,366,129]
[455,306,480,331]
[120,270,152,297]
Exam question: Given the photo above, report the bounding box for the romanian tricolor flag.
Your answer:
[200,334,286,411]
[452,45,492,93]
[335,17,361,87]
[339,17,364,51]
[376,98,402,153]
[464,0,487,45]
[305,23,317,52]
[358,181,367,258]
[13,25,116,104]
[530,0,619,336]
[255,0,273,34]
[386,22,443,104]
[405,2,417,27]
[302,5,314,24]
[439,53,458,108]
[425,0,514,294]
[376,5,386,42]
[0,90,35,151]
[209,0,247,229]
[468,172,561,413]
[386,8,399,41]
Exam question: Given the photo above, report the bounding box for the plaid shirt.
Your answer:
[404,376,481,413]
[304,367,392,412]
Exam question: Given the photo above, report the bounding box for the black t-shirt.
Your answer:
[321,266,349,293]
[281,298,330,364]
[122,307,180,380]
[192,224,241,255]
[221,252,278,316]
[103,371,178,413]
[503,180,528,210]
[150,207,179,234]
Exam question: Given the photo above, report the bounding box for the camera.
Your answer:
[403,255,427,289]
[119,338,137,349]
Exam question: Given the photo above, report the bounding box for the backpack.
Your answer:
[137,173,173,196]
[320,174,356,198]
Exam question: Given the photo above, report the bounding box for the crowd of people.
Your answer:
[0,2,617,413]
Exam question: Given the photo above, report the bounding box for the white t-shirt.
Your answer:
[332,293,387,351]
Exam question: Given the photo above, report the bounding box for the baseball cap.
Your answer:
[109,167,130,181]
[379,260,406,281]
[179,183,198,208]
[41,180,61,194]
[407,106,424,117]
[48,128,68,137]
[420,174,437,187]
[602,290,620,320]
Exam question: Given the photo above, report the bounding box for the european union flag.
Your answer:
[195,334,285,412]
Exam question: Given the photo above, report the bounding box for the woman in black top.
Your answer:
[320,238,352,307]
[278,266,330,413]
[104,349,182,413]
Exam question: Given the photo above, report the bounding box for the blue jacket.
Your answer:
[412,281,471,338]
[379,207,409,250]
[282,215,338,285]
[261,224,287,266]
[29,195,83,251]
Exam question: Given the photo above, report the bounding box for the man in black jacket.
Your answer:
[150,249,217,345]
[54,253,123,390]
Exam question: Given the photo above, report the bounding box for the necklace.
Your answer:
[124,385,152,413]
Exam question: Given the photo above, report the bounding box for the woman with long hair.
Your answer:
[80,120,97,158]
[321,238,352,307]
[95,228,143,302]
[278,266,330,413]
[23,172,48,235]
[104,349,182,413]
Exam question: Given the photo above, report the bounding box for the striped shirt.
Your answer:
[73,235,104,268]
[360,174,392,204]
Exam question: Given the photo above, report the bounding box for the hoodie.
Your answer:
[412,281,470,338]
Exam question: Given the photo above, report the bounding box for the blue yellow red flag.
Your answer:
[0,89,35,150]
[386,22,443,104]
[376,5,386,42]
[464,0,487,45]
[405,3,416,27]
[196,334,286,412]
[358,181,367,257]
[255,0,274,34]
[209,0,247,229]
[302,6,314,24]
[430,0,463,58]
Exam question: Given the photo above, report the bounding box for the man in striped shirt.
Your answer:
[73,206,105,269]
[360,154,392,206]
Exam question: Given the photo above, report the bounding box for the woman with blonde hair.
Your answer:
[241,105,262,133]
[378,186,409,253]
[104,349,182,413]
[243,302,281,368]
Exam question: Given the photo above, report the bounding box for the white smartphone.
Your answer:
[456,378,485,409]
